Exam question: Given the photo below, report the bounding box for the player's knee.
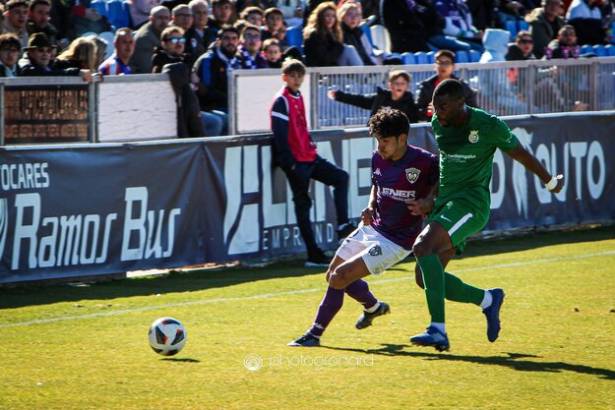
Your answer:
[328,267,349,290]
[414,266,424,289]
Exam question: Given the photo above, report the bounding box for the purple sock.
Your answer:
[308,287,344,337]
[345,279,378,310]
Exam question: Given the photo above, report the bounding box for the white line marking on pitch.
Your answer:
[1,250,614,329]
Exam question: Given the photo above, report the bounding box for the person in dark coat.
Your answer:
[415,50,478,121]
[328,70,419,123]
[163,62,204,138]
[152,26,188,73]
[20,33,91,79]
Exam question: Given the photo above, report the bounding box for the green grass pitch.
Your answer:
[1,226,614,409]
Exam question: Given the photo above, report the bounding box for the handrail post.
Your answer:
[88,80,97,143]
[228,70,237,136]
[309,70,319,130]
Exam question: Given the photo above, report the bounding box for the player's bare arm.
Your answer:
[505,145,564,193]
[361,185,377,225]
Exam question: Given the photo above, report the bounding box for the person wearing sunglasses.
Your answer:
[506,30,536,61]
[152,26,188,73]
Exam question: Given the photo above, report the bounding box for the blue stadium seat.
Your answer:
[593,44,608,57]
[580,44,593,55]
[606,44,615,56]
[426,51,435,63]
[285,25,303,49]
[107,0,130,29]
[90,0,108,18]
[468,49,481,62]
[612,22,615,44]
[505,20,517,39]
[455,50,469,63]
[401,52,415,65]
[360,23,374,48]
[414,51,428,64]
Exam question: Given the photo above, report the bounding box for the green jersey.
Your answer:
[432,106,519,215]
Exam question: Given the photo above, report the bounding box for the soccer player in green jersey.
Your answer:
[408,79,564,351]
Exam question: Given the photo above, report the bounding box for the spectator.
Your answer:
[152,26,187,72]
[261,8,287,47]
[209,0,236,32]
[415,49,477,121]
[0,33,21,77]
[303,1,362,66]
[270,59,354,267]
[382,0,444,53]
[193,24,239,135]
[54,36,98,71]
[127,0,162,29]
[99,28,135,75]
[172,4,194,31]
[544,24,580,59]
[184,0,217,68]
[479,27,510,62]
[328,69,420,123]
[506,30,536,60]
[262,37,283,67]
[432,0,484,52]
[2,0,29,49]
[21,32,91,80]
[338,2,378,65]
[566,0,606,45]
[27,0,58,47]
[231,23,268,68]
[240,6,264,26]
[525,0,564,58]
[130,5,170,73]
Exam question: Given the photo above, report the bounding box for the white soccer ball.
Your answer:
[148,317,187,356]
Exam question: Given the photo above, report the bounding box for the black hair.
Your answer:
[218,24,240,38]
[368,107,409,139]
[433,79,465,101]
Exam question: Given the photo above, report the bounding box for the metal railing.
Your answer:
[229,57,615,133]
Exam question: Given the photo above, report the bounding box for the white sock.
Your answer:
[430,322,446,334]
[364,301,381,313]
[480,290,493,310]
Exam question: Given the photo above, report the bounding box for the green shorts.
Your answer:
[428,198,489,253]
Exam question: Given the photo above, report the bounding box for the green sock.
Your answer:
[444,272,485,306]
[417,254,445,323]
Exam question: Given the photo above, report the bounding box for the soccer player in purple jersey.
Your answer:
[289,107,439,347]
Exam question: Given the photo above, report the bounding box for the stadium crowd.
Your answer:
[0,0,613,135]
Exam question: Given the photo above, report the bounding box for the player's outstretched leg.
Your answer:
[415,263,505,342]
[345,279,390,329]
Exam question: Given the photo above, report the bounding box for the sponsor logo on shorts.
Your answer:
[368,245,382,256]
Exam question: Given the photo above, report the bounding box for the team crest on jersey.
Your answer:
[468,130,480,144]
[374,168,382,176]
[405,167,420,184]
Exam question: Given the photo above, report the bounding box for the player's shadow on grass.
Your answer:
[323,344,615,380]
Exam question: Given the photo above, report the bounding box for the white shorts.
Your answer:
[335,224,411,275]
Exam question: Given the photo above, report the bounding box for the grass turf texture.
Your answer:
[1,226,614,409]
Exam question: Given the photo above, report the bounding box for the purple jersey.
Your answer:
[371,145,438,249]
